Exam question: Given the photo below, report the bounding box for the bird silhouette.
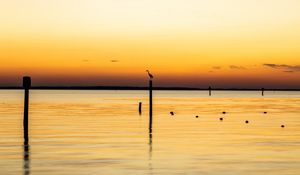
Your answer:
[146,70,153,79]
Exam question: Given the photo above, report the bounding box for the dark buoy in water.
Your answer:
[195,115,199,118]
[245,120,249,124]
[264,111,267,114]
[170,111,174,116]
[281,125,285,128]
[219,117,223,121]
[222,111,226,114]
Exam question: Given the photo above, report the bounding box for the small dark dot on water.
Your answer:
[170,111,174,116]
[281,125,285,128]
[222,112,226,114]
[264,112,267,114]
[220,118,223,121]
[195,116,199,118]
[245,120,249,124]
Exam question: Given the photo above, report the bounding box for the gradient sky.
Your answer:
[1,0,300,88]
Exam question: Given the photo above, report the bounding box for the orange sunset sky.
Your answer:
[0,0,300,88]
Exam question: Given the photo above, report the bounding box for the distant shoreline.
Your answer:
[0,86,300,91]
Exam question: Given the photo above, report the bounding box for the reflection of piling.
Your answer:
[23,144,30,175]
[139,102,142,115]
[148,130,153,175]
[262,88,265,96]
[149,80,153,134]
[149,131,153,160]
[149,132,152,152]
[209,86,212,96]
[23,77,31,145]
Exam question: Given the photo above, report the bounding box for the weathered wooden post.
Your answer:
[23,76,31,145]
[149,80,153,134]
[262,88,265,96]
[139,102,142,115]
[209,86,212,96]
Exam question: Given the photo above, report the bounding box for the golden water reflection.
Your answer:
[0,90,299,174]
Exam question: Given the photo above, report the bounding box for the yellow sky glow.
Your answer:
[0,0,300,87]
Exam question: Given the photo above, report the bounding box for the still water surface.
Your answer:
[0,90,300,175]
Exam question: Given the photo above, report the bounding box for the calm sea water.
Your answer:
[0,90,300,175]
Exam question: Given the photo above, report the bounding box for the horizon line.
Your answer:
[0,86,300,91]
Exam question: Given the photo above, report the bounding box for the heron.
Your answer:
[146,70,153,79]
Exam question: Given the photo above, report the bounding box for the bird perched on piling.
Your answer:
[146,70,153,79]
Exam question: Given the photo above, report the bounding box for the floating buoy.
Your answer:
[281,125,285,128]
[195,116,199,118]
[219,117,223,121]
[264,112,267,114]
[245,120,249,124]
[222,111,226,114]
[170,111,174,116]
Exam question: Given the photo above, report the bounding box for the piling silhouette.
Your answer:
[149,80,153,134]
[209,86,212,96]
[23,76,31,145]
[139,102,142,115]
[23,77,31,175]
[147,75,153,170]
[262,88,265,96]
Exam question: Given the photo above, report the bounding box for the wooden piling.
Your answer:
[149,80,153,134]
[262,88,265,96]
[209,86,212,96]
[139,102,142,115]
[23,76,31,145]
